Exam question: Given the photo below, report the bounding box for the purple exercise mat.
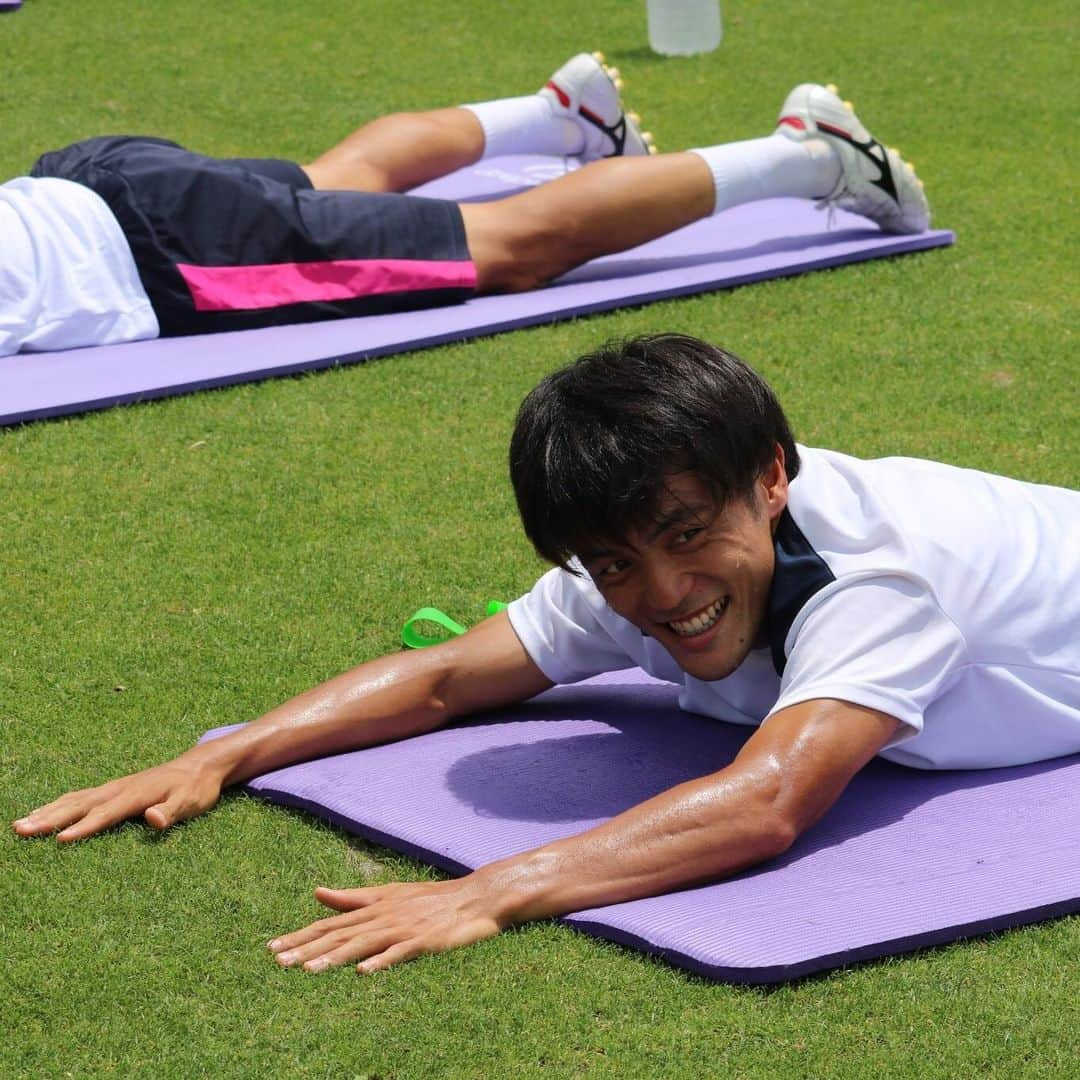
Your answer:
[1,155,954,426]
[201,669,1079,984]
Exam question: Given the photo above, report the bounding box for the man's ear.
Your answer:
[761,443,789,525]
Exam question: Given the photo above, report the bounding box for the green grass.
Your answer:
[2,0,1078,1075]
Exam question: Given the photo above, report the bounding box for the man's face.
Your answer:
[577,454,788,681]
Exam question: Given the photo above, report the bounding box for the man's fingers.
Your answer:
[143,803,172,830]
[14,765,220,843]
[307,930,415,973]
[314,885,380,911]
[268,927,326,959]
[270,874,503,974]
[274,926,371,968]
[13,791,101,836]
[275,926,408,972]
[357,939,422,974]
[54,800,134,843]
[268,909,377,957]
[13,811,71,837]
[144,791,192,830]
[55,785,170,843]
[285,932,362,969]
[13,777,151,838]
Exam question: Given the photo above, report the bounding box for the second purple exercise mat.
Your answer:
[0,156,954,426]
[201,669,1079,984]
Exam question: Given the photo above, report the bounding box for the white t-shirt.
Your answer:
[508,447,1080,770]
[0,176,158,357]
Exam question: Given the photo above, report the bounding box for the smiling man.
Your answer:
[14,334,1080,975]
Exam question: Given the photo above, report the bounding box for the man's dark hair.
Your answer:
[510,333,800,569]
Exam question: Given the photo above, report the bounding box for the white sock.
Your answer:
[691,134,841,214]
[461,95,584,158]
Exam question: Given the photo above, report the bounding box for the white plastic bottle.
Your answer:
[647,0,722,56]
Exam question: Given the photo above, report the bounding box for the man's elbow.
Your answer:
[732,761,805,860]
[750,806,801,860]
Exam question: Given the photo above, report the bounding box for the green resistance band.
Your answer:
[401,600,508,649]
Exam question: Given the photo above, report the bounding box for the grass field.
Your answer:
[2,0,1078,1076]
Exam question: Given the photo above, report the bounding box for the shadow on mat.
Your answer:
[447,680,1076,864]
[554,227,883,285]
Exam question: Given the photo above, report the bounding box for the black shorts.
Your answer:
[31,136,476,337]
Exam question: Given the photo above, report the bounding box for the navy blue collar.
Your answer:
[765,510,835,676]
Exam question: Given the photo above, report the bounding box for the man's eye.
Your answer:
[599,559,629,577]
[675,527,703,544]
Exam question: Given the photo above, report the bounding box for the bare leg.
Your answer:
[459,152,715,293]
[302,108,485,193]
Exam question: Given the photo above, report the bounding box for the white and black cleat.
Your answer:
[541,51,657,160]
[776,82,929,234]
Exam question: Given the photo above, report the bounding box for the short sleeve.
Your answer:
[769,574,969,746]
[506,565,638,684]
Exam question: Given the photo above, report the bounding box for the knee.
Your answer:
[459,202,575,294]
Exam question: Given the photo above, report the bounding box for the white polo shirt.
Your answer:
[0,176,157,357]
[508,446,1080,770]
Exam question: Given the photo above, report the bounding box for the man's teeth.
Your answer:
[668,598,728,637]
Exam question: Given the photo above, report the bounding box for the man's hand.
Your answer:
[268,875,506,974]
[12,757,226,842]
[12,613,552,846]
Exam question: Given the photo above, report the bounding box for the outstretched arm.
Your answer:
[268,698,900,973]
[12,611,552,842]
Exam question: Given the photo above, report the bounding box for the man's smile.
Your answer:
[665,596,730,637]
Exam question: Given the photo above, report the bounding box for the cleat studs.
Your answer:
[607,65,621,80]
[628,110,641,124]
[843,100,854,112]
[614,76,625,91]
[592,50,606,63]
[826,83,839,94]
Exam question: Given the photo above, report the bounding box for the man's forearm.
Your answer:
[188,610,552,787]
[189,646,456,787]
[475,760,796,925]
[470,699,899,925]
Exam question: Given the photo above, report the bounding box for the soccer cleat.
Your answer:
[540,51,656,161]
[775,83,930,234]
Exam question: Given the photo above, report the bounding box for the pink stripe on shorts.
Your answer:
[178,258,478,312]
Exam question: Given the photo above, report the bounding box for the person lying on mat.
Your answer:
[1,53,929,357]
[15,334,1079,975]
